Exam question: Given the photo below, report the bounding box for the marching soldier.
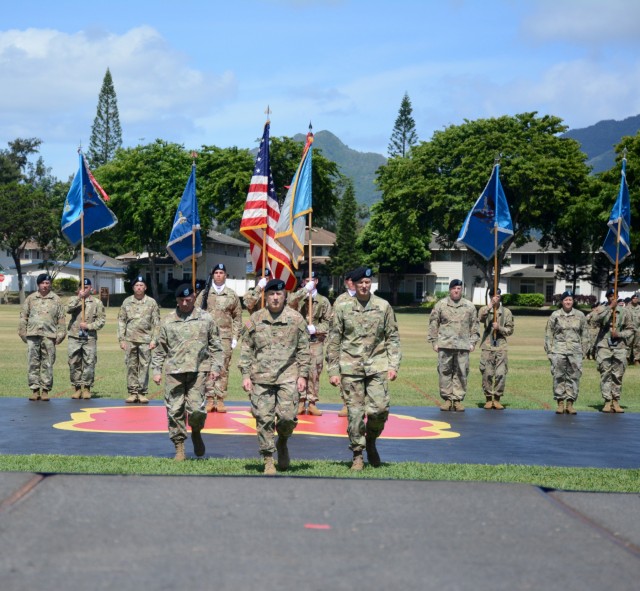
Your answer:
[627,293,640,365]
[242,269,270,314]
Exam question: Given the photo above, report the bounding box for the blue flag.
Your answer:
[457,163,514,260]
[166,164,202,264]
[601,157,631,265]
[61,153,118,246]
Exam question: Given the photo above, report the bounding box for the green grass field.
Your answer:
[2,303,638,490]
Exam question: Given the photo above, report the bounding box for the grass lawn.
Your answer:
[1,303,638,490]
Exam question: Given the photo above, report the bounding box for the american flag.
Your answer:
[240,121,296,290]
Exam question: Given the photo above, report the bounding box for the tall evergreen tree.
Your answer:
[87,68,123,168]
[388,92,418,158]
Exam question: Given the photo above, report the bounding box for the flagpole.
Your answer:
[307,213,313,326]
[81,210,85,325]
[191,155,197,292]
[492,158,500,341]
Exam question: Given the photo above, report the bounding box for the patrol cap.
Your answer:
[605,288,615,297]
[83,278,92,287]
[449,279,463,289]
[560,290,573,300]
[175,284,195,298]
[351,267,373,282]
[36,273,52,285]
[489,287,502,296]
[133,275,146,286]
[211,263,226,273]
[264,278,286,292]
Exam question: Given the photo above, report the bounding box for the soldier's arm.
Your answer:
[544,315,555,354]
[579,314,590,356]
[206,320,224,376]
[618,309,635,342]
[478,305,490,323]
[325,306,343,377]
[117,303,127,342]
[287,288,306,311]
[295,319,311,380]
[231,295,243,341]
[56,301,67,343]
[18,297,30,340]
[88,301,106,331]
[66,296,82,312]
[468,304,480,349]
[151,325,168,377]
[500,309,514,337]
[315,299,332,335]
[384,305,402,372]
[427,304,440,345]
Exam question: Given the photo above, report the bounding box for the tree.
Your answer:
[87,68,123,168]
[388,92,418,158]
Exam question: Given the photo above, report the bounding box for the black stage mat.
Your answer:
[1,398,638,468]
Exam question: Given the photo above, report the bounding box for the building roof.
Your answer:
[306,227,336,246]
[501,265,556,279]
[205,230,249,247]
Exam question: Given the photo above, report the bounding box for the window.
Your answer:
[565,285,580,295]
[520,254,536,265]
[432,251,452,262]
[435,277,450,293]
[520,280,536,294]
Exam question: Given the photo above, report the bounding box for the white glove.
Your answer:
[231,338,238,349]
[307,324,316,335]
[258,277,268,289]
[305,280,315,293]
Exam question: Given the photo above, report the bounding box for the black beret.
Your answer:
[83,278,92,286]
[632,293,639,299]
[605,288,615,297]
[194,279,205,290]
[344,269,356,281]
[133,275,146,285]
[489,287,502,296]
[175,284,195,298]
[262,268,271,277]
[36,273,52,285]
[351,267,373,282]
[449,279,463,289]
[560,290,574,300]
[265,278,286,292]
[212,263,226,273]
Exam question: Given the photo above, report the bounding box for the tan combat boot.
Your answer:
[611,400,624,413]
[337,405,348,417]
[440,399,453,411]
[216,398,227,413]
[191,428,205,457]
[365,435,381,467]
[483,396,494,409]
[297,401,306,415]
[137,394,149,404]
[350,451,364,472]
[71,386,82,400]
[125,393,137,404]
[174,440,186,461]
[205,397,215,413]
[453,401,465,412]
[492,397,504,410]
[601,400,612,413]
[276,436,290,471]
[82,386,91,399]
[263,454,276,476]
[40,390,50,402]
[307,403,323,416]
[556,400,565,414]
[565,400,577,415]
[28,390,40,401]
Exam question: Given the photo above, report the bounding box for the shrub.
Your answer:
[52,277,79,293]
[501,293,545,307]
[373,291,415,305]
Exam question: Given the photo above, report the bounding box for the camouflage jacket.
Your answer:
[117,295,160,344]
[242,286,263,314]
[18,291,66,341]
[544,308,588,356]
[151,308,224,376]
[592,305,635,350]
[326,294,401,378]
[428,297,479,351]
[238,306,310,385]
[196,286,242,340]
[66,295,106,339]
[627,304,640,329]
[288,289,332,339]
[478,304,514,350]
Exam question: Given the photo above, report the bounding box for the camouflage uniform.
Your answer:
[288,287,333,405]
[428,297,479,402]
[544,308,588,402]
[195,286,242,404]
[626,302,640,363]
[152,308,224,444]
[117,294,160,398]
[238,306,310,456]
[329,289,355,408]
[326,294,401,452]
[585,309,601,360]
[478,303,514,400]
[593,305,635,404]
[242,285,264,314]
[18,291,66,394]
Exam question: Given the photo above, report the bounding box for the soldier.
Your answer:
[242,268,270,314]
[478,288,514,410]
[66,278,106,400]
[585,302,600,360]
[238,278,310,475]
[326,267,401,471]
[18,273,66,400]
[195,263,243,413]
[288,270,332,416]
[152,284,224,460]
[428,279,479,412]
[627,293,640,365]
[544,291,589,414]
[117,275,160,404]
[592,288,635,413]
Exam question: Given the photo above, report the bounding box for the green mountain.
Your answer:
[563,114,640,173]
[293,130,386,208]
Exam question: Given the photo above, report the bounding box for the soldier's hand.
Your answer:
[79,321,88,330]
[491,321,499,331]
[55,336,64,345]
[611,329,620,339]
[231,338,238,349]
[149,342,156,350]
[329,376,341,387]
[120,341,127,351]
[208,371,220,382]
[242,377,253,392]
[258,277,268,289]
[297,377,307,392]
[388,369,397,381]
[432,344,439,352]
[469,345,475,353]
[152,374,162,385]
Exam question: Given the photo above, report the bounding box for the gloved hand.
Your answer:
[258,277,268,289]
[231,338,238,349]
[305,280,315,293]
[307,324,316,335]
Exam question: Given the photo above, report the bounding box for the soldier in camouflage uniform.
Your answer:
[288,270,332,416]
[242,269,270,314]
[478,288,514,410]
[18,273,66,400]
[195,263,242,413]
[152,284,224,461]
[627,293,640,365]
[428,279,479,412]
[592,288,635,413]
[117,275,160,404]
[238,278,310,475]
[326,267,401,471]
[544,291,589,414]
[585,303,600,360]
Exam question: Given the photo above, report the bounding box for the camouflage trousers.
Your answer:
[629,330,640,363]
[205,338,232,400]
[300,341,324,404]
[164,371,207,443]
[479,348,508,398]
[123,342,152,395]
[26,336,57,391]
[341,373,390,452]
[548,353,583,401]
[250,382,299,455]
[68,337,97,387]
[437,348,470,401]
[596,346,628,401]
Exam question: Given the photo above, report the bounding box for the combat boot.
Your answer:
[82,386,91,399]
[440,399,453,411]
[263,454,276,476]
[216,398,227,413]
[137,394,149,404]
[453,401,465,412]
[601,400,612,413]
[484,396,494,409]
[276,436,290,471]
[555,400,565,414]
[191,428,205,457]
[565,400,577,415]
[492,397,504,410]
[174,440,186,461]
[71,386,82,400]
[205,397,215,413]
[350,451,364,472]
[611,400,625,413]
[125,393,137,404]
[40,390,50,402]
[28,390,40,401]
[337,405,348,417]
[297,401,306,415]
[365,434,381,467]
[307,403,323,416]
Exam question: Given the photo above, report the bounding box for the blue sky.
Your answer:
[2,0,640,180]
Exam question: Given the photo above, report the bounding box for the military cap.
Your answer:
[133,275,146,285]
[351,267,373,282]
[194,279,205,291]
[260,268,271,277]
[560,290,574,300]
[605,288,615,297]
[449,279,463,289]
[489,287,502,296]
[344,269,356,281]
[36,273,52,285]
[624,297,632,304]
[211,263,226,273]
[632,293,639,299]
[175,284,195,298]
[264,278,286,292]
[83,278,92,286]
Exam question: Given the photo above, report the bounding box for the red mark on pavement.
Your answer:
[304,524,332,530]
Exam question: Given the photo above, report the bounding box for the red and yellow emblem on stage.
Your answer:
[53,406,459,439]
